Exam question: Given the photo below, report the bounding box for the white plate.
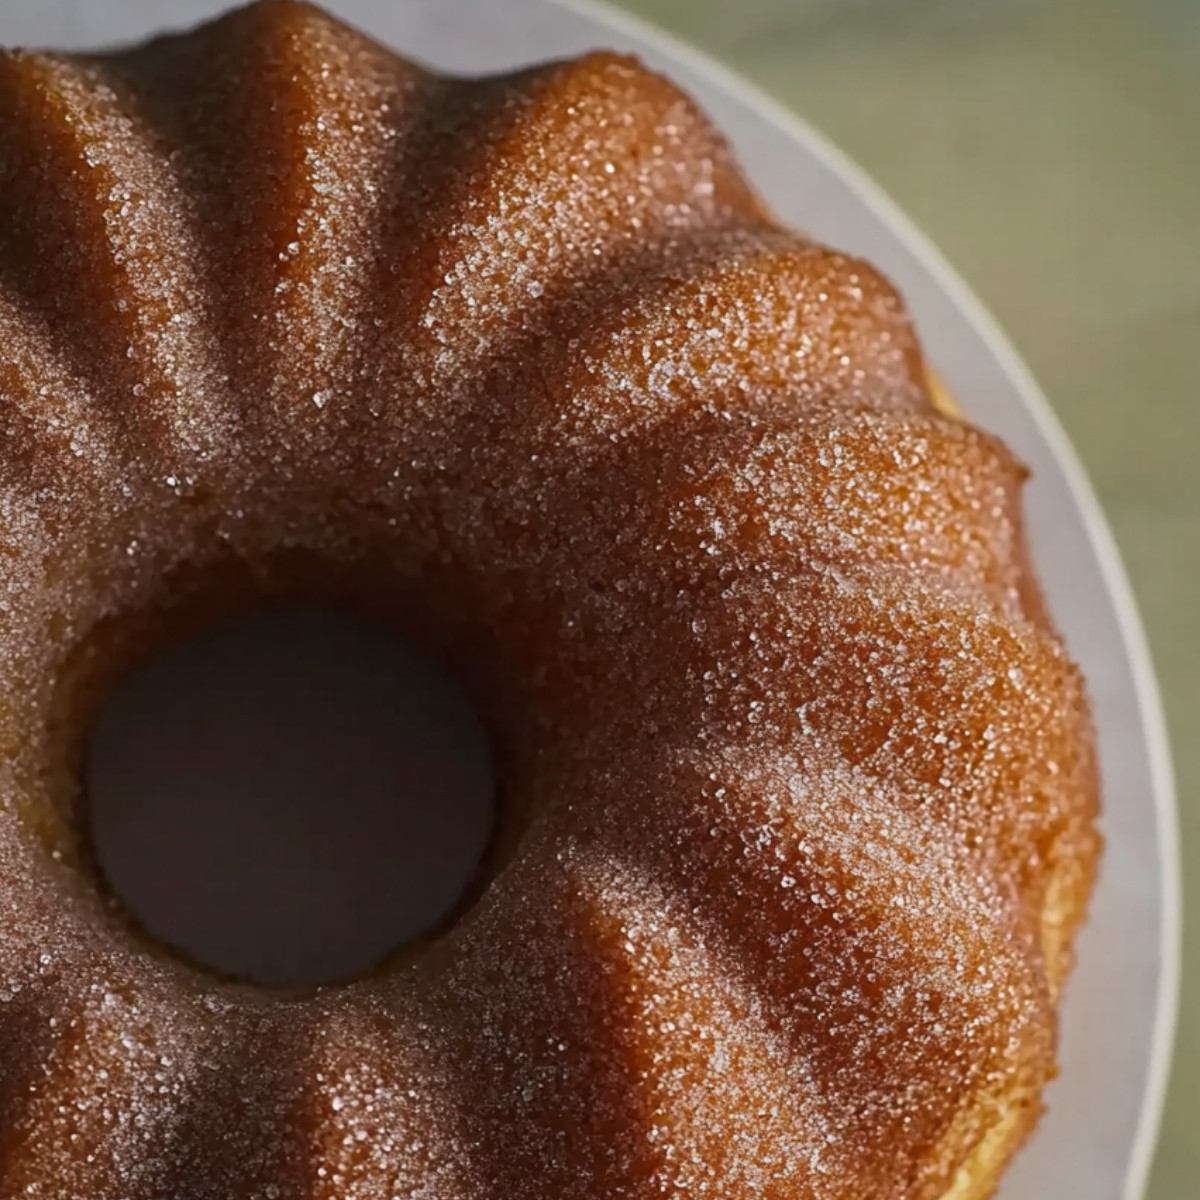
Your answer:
[3,2,1179,1197]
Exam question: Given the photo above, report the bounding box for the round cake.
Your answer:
[0,1,1099,1197]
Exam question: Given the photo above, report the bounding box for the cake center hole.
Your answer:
[86,608,495,988]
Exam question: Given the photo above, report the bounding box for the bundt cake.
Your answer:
[0,1,1099,1197]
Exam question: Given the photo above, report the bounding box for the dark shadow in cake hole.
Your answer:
[85,607,496,988]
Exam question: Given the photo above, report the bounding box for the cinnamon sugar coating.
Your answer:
[0,2,1098,1197]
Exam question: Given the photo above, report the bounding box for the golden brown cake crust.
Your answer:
[0,2,1098,1197]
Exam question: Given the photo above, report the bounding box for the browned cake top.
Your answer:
[0,3,1097,1197]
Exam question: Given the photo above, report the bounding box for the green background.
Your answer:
[612,1,1197,1194]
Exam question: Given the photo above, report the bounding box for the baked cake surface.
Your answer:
[0,2,1099,1197]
